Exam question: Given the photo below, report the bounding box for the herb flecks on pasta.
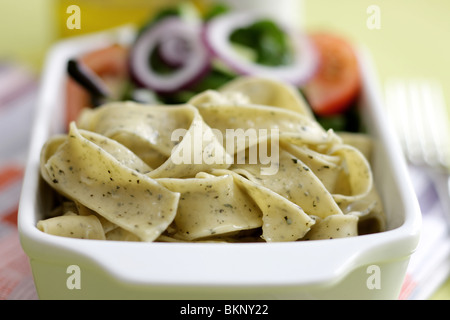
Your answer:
[38,76,386,242]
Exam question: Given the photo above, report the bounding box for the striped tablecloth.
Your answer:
[0,62,38,300]
[0,63,448,300]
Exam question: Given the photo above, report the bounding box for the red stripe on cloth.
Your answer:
[1,206,18,226]
[0,165,24,192]
[398,273,417,300]
[0,230,33,300]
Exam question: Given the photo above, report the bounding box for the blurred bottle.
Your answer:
[56,0,188,38]
[206,0,304,28]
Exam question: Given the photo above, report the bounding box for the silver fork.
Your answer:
[384,78,450,220]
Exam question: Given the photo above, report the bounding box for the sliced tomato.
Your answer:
[302,32,361,116]
[65,44,129,129]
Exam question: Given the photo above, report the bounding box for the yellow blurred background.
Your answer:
[0,0,449,299]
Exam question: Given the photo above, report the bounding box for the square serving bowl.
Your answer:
[18,26,421,300]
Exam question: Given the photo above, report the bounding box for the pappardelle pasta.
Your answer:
[37,76,386,242]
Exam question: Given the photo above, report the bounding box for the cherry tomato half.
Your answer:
[302,32,361,116]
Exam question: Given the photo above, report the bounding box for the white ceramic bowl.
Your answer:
[18,27,421,300]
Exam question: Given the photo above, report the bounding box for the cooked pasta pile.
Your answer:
[37,77,386,242]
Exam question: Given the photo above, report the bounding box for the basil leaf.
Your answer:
[230,19,293,66]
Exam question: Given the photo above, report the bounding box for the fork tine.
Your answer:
[384,80,404,150]
[417,79,439,167]
[385,78,450,171]
[424,80,450,169]
[385,79,419,163]
[413,79,450,169]
[407,79,429,165]
[415,79,437,166]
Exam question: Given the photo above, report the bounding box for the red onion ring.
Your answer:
[204,12,319,86]
[130,17,211,93]
[158,36,191,68]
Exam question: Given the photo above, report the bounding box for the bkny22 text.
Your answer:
[180,304,269,317]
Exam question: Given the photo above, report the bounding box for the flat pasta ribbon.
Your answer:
[37,76,386,242]
[157,172,262,241]
[210,169,316,242]
[78,102,232,178]
[40,123,180,241]
[217,76,315,118]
